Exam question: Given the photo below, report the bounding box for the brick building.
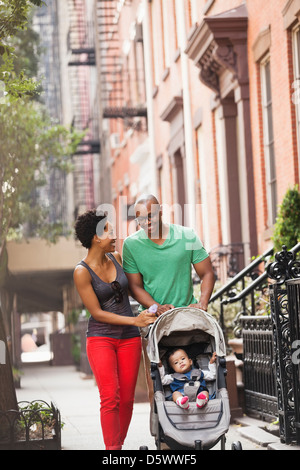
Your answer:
[94,0,300,269]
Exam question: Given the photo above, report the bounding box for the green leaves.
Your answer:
[0,0,45,41]
[272,185,300,253]
[0,99,85,249]
[0,0,86,254]
[0,0,43,100]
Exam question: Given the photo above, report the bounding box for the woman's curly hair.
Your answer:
[74,209,107,249]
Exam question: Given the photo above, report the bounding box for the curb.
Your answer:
[234,416,300,450]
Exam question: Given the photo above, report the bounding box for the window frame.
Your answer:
[260,54,277,227]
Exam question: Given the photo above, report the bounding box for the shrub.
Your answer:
[272,185,300,253]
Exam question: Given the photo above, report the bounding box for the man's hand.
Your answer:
[156,304,175,316]
[188,302,208,311]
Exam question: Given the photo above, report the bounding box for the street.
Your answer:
[16,364,267,451]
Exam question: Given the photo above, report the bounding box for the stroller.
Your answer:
[140,307,242,451]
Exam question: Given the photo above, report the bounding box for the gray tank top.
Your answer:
[78,254,140,339]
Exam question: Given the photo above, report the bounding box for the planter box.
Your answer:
[0,438,60,450]
[0,400,61,450]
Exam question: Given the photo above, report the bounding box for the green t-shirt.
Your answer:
[122,224,209,309]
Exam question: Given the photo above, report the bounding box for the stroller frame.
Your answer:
[141,307,242,451]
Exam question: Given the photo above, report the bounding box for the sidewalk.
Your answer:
[15,363,298,451]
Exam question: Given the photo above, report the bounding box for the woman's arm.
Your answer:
[73,266,156,327]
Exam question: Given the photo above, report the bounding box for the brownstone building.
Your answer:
[94,0,300,269]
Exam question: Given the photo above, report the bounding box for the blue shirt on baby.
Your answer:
[169,369,207,395]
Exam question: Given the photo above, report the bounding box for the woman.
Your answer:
[73,209,156,450]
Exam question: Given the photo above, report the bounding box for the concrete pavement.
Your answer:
[15,363,299,451]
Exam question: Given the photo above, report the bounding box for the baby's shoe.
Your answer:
[196,392,208,409]
[176,396,189,410]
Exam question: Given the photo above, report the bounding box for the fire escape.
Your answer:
[96,0,147,122]
[32,0,69,235]
[67,0,100,213]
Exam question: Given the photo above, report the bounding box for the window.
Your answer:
[260,55,277,226]
[292,24,300,178]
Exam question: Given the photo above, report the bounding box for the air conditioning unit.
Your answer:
[110,133,121,149]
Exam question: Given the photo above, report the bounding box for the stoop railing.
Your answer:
[209,245,273,337]
[208,242,300,442]
[240,314,277,420]
[267,244,300,444]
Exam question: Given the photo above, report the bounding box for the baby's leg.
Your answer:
[196,391,209,409]
[173,391,189,409]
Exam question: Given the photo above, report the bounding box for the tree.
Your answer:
[0,0,84,413]
[0,0,44,43]
[272,185,300,253]
[0,99,83,258]
[0,99,83,412]
[0,0,44,100]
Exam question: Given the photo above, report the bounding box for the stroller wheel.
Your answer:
[231,441,243,450]
[139,446,148,450]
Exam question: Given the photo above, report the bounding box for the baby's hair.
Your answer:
[166,347,189,366]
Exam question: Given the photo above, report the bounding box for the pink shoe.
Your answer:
[176,396,189,410]
[196,392,208,409]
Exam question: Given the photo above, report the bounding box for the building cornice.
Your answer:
[185,4,249,94]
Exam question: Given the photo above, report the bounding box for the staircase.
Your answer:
[208,242,300,423]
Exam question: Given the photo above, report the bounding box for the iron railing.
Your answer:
[0,400,61,450]
[240,315,277,420]
[208,242,300,427]
[210,243,245,284]
[209,246,273,336]
[267,244,300,444]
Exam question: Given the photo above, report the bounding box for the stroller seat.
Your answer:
[163,399,223,431]
[160,342,217,400]
[147,307,231,450]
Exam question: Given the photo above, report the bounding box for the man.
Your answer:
[122,195,215,403]
[122,194,215,315]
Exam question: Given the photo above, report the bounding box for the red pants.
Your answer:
[86,336,142,450]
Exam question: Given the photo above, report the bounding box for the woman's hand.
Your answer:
[134,309,157,327]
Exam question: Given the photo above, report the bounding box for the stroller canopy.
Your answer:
[147,307,226,363]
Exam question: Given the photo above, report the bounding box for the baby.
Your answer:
[159,348,217,410]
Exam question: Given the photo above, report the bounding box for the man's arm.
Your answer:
[125,272,174,315]
[125,272,154,308]
[192,257,215,311]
